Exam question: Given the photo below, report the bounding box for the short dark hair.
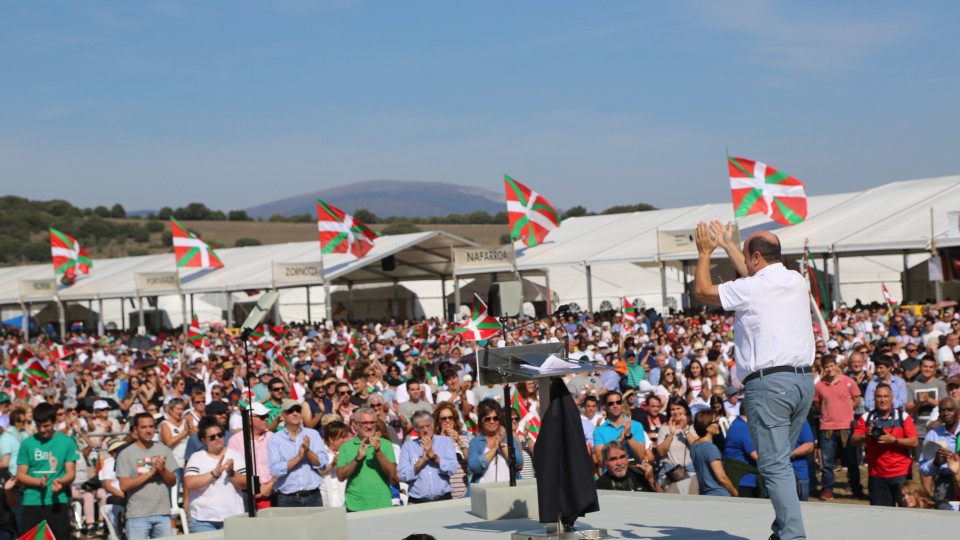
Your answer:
[268,377,284,388]
[133,412,155,428]
[821,355,837,366]
[33,403,57,425]
[874,356,894,369]
[694,409,718,437]
[583,395,599,406]
[601,440,627,463]
[603,391,623,406]
[746,235,782,263]
[198,416,222,440]
[874,382,892,393]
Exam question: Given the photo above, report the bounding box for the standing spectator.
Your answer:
[656,397,698,495]
[319,420,350,508]
[16,403,79,540]
[398,380,433,432]
[398,411,457,503]
[337,407,397,511]
[689,410,737,497]
[117,412,179,540]
[159,398,194,485]
[864,356,907,411]
[789,421,815,501]
[812,355,863,500]
[263,378,287,432]
[226,402,274,508]
[183,401,232,464]
[183,416,247,531]
[595,441,658,492]
[0,410,28,476]
[267,399,328,507]
[632,394,666,438]
[468,400,523,484]
[592,391,646,465]
[695,224,815,540]
[907,357,946,444]
[851,384,918,506]
[919,397,960,501]
[433,402,471,498]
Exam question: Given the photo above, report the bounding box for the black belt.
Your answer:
[408,493,453,504]
[281,488,319,498]
[743,365,812,385]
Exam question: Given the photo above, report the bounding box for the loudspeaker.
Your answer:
[488,281,522,317]
[381,255,396,272]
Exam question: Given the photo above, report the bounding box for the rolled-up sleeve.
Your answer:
[398,440,418,483]
[309,430,329,470]
[468,437,489,477]
[438,437,458,476]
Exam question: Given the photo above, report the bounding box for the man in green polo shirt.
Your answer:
[336,407,396,511]
[16,403,79,540]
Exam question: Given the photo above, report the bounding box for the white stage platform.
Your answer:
[199,492,957,540]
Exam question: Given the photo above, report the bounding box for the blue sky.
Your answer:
[1,0,957,214]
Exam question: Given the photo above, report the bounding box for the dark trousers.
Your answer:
[819,427,862,493]
[868,475,906,507]
[21,503,71,540]
[275,490,323,508]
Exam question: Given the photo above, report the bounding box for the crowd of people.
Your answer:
[1,299,959,539]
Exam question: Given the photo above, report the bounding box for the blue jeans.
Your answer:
[126,515,173,540]
[188,519,224,532]
[796,478,809,502]
[818,428,861,492]
[275,490,323,508]
[744,372,814,540]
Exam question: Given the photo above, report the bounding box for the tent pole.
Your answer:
[440,278,447,320]
[831,249,842,309]
[545,269,552,314]
[97,297,104,335]
[20,302,28,337]
[227,291,234,328]
[453,273,461,322]
[121,298,126,333]
[660,261,668,314]
[902,251,909,303]
[682,261,690,310]
[306,286,311,324]
[190,294,195,322]
[138,295,145,333]
[58,298,66,338]
[393,279,400,318]
[181,293,189,339]
[585,264,594,313]
[822,254,830,305]
[348,282,354,317]
[88,300,94,332]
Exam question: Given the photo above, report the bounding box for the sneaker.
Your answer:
[820,488,834,500]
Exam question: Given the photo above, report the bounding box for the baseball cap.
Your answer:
[250,402,270,416]
[206,401,229,415]
[93,400,110,411]
[0,394,10,404]
[281,399,301,413]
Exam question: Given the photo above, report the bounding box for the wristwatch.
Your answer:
[624,433,633,440]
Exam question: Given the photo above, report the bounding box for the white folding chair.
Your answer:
[100,505,121,540]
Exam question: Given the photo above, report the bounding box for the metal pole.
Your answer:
[831,250,841,309]
[585,264,593,312]
[393,279,400,318]
[97,297,104,335]
[190,294,195,321]
[348,282,354,317]
[324,280,333,323]
[682,261,690,310]
[20,302,28,337]
[181,294,189,339]
[660,261,668,314]
[227,291,234,328]
[87,300,94,332]
[239,336,258,517]
[822,254,830,306]
[121,298,126,332]
[453,274,461,322]
[138,295,145,332]
[902,251,909,304]
[58,299,66,338]
[306,286,311,324]
[544,269,552,314]
[441,278,447,320]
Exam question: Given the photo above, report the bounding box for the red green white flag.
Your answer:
[187,314,205,344]
[511,390,541,439]
[18,519,56,540]
[881,281,899,311]
[728,156,807,226]
[804,240,829,314]
[622,297,636,331]
[11,349,50,387]
[273,347,292,372]
[171,218,224,268]
[452,295,502,341]
[49,228,92,286]
[316,199,378,258]
[504,175,562,248]
[344,332,359,364]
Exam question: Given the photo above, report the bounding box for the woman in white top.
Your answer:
[159,398,194,475]
[655,367,683,402]
[183,417,247,532]
[680,360,706,400]
[319,420,350,508]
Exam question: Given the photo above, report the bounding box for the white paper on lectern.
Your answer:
[519,354,580,374]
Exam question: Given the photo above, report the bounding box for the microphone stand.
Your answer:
[240,328,259,518]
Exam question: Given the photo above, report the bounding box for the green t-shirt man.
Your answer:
[337,437,395,511]
[17,431,80,506]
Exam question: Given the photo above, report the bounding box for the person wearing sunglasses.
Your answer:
[262,378,288,432]
[226,402,275,509]
[592,391,647,467]
[467,399,524,484]
[183,417,246,531]
[268,400,328,508]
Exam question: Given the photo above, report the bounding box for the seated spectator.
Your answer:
[900,480,953,510]
[690,410,737,497]
[595,442,659,492]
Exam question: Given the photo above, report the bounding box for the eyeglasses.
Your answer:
[271,387,284,392]
[357,420,376,426]
[605,399,623,406]
[370,403,383,408]
[338,390,351,395]
[194,401,204,405]
[482,415,500,423]
[205,432,224,440]
[439,415,455,421]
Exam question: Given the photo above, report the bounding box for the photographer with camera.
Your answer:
[851,383,918,506]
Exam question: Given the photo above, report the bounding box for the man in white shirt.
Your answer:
[694,222,815,540]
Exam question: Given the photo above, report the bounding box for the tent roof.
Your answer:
[512,175,960,270]
[0,230,477,305]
